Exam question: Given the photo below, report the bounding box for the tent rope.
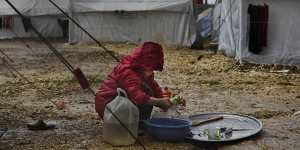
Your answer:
[48,1,145,148]
[4,0,146,149]
[0,52,58,106]
[0,48,14,63]
[48,0,120,63]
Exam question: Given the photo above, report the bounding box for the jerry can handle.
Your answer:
[117,88,128,98]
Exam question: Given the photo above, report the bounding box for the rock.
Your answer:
[293,111,300,116]
[197,55,203,61]
[55,100,65,110]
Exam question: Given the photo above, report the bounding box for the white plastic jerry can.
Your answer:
[103,88,139,146]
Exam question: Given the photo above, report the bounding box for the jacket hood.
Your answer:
[121,42,164,71]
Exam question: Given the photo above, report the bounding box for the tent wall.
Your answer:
[212,2,221,41]
[1,0,196,46]
[0,0,69,16]
[219,0,300,65]
[218,0,241,58]
[0,16,64,39]
[240,0,300,65]
[72,0,191,12]
[69,0,195,46]
[0,0,69,39]
[70,11,195,46]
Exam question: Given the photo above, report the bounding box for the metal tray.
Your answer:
[186,113,263,142]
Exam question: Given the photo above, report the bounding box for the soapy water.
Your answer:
[152,105,188,119]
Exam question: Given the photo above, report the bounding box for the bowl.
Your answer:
[144,118,192,142]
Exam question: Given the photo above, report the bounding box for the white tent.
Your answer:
[69,0,196,46]
[0,0,69,39]
[211,2,221,42]
[218,0,300,65]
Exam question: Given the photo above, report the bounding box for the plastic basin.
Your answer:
[144,118,192,142]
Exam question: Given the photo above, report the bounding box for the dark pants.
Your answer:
[138,104,153,130]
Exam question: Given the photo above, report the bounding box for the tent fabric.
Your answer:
[72,0,191,12]
[218,0,300,65]
[70,0,196,46]
[0,0,69,16]
[218,0,240,58]
[0,16,63,39]
[191,8,213,48]
[0,0,196,46]
[0,0,68,39]
[196,8,212,38]
[212,2,221,41]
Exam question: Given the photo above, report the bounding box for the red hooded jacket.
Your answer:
[95,42,164,118]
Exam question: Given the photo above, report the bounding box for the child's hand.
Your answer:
[158,97,172,111]
[149,97,172,111]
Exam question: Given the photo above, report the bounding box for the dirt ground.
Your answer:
[0,39,300,150]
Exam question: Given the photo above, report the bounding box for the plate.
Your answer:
[185,113,262,142]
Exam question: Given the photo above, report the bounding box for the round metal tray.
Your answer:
[186,113,263,142]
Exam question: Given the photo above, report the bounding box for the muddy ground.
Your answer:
[0,39,299,150]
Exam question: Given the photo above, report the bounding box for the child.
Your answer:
[95,42,171,121]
